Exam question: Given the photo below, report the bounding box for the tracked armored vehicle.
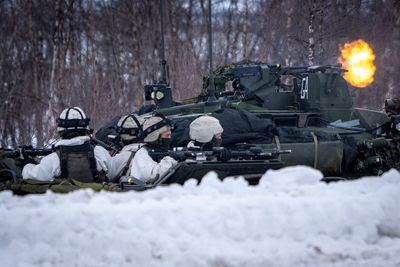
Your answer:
[141,61,400,180]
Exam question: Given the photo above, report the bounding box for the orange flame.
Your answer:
[338,39,376,88]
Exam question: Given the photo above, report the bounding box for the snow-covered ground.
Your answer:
[1,166,400,267]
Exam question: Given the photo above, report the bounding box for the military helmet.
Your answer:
[189,115,223,143]
[57,107,90,133]
[116,114,145,142]
[143,115,171,143]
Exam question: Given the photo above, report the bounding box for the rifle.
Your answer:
[216,146,291,160]
[148,146,291,162]
[148,148,200,162]
[90,136,121,155]
[0,146,53,159]
[1,136,121,160]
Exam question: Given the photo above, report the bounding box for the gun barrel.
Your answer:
[91,137,119,152]
[278,149,292,154]
[231,147,291,158]
[148,147,292,162]
[30,149,54,156]
[2,148,53,158]
[148,150,198,161]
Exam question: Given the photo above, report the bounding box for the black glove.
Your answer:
[20,149,37,166]
[217,148,231,162]
[169,151,187,161]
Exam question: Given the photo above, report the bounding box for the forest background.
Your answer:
[1,0,399,148]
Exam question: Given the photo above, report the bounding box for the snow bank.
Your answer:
[1,166,400,267]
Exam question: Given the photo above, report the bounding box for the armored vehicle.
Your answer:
[141,61,400,179]
[2,62,399,194]
[133,1,399,183]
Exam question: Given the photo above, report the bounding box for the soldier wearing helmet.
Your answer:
[108,113,145,181]
[129,114,178,182]
[22,107,112,182]
[188,115,223,149]
[188,115,230,161]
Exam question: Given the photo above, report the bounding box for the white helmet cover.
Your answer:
[117,114,145,141]
[189,115,223,143]
[143,116,171,143]
[57,107,90,132]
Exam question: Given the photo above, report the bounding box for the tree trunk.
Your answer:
[242,0,249,59]
[308,0,317,65]
[49,0,62,122]
[28,0,44,146]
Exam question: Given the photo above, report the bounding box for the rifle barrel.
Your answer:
[2,148,53,158]
[91,137,119,152]
[148,147,291,162]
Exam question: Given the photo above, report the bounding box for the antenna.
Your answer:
[206,0,217,103]
[159,0,167,84]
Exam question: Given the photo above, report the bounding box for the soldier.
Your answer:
[22,107,112,182]
[108,114,145,182]
[128,114,179,183]
[188,115,231,161]
[188,115,223,149]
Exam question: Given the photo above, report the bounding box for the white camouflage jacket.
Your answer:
[129,146,177,183]
[22,136,112,181]
[108,143,143,182]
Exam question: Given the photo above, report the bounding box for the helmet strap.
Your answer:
[116,114,144,138]
[143,115,171,137]
[60,129,89,139]
[57,107,90,129]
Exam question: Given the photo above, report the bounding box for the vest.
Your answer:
[56,141,107,183]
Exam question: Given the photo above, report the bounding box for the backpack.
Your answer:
[56,141,107,183]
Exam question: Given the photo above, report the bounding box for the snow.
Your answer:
[1,166,400,267]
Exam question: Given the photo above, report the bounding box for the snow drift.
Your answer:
[1,166,400,267]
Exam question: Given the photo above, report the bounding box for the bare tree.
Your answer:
[0,0,399,148]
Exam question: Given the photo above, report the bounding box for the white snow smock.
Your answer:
[109,143,143,181]
[129,146,177,182]
[22,136,112,181]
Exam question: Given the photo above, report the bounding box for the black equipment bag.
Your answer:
[56,142,106,183]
